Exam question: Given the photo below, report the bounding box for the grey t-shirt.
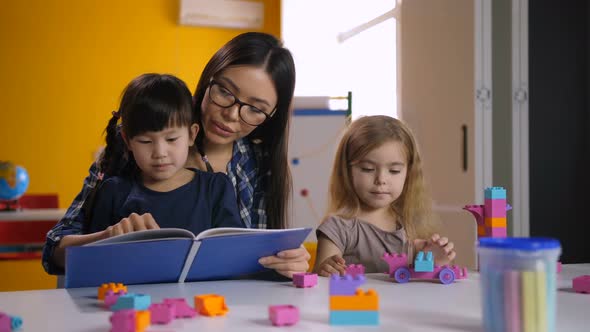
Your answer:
[316,215,409,273]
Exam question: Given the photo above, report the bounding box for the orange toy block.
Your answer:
[136,310,151,331]
[98,282,127,300]
[194,294,229,316]
[485,217,507,228]
[329,289,379,311]
[477,225,486,236]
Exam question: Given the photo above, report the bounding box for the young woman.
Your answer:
[44,32,309,278]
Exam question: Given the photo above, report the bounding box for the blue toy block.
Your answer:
[414,251,434,272]
[484,187,506,199]
[111,293,151,311]
[329,310,379,325]
[329,274,366,295]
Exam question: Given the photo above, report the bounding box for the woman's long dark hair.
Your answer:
[193,32,296,229]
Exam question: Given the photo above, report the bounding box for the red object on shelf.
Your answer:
[0,194,59,246]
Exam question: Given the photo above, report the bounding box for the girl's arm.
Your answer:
[313,234,346,277]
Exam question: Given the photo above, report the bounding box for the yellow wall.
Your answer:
[0,0,280,208]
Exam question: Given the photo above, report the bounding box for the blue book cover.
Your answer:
[65,227,312,288]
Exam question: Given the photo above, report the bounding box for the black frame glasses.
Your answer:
[208,80,273,126]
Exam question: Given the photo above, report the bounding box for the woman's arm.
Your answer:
[258,246,311,279]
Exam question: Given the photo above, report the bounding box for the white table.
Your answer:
[0,265,588,331]
[0,209,66,222]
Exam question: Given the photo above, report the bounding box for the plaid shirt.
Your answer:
[42,137,268,275]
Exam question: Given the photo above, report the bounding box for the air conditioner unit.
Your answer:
[179,0,264,29]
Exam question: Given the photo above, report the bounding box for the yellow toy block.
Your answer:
[136,310,151,332]
[484,217,507,228]
[478,225,486,236]
[98,282,127,300]
[329,289,379,311]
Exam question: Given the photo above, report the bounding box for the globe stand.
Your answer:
[0,199,22,211]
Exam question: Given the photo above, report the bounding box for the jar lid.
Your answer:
[478,237,561,251]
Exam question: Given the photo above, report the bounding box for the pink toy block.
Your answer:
[268,305,299,326]
[0,313,22,332]
[109,309,138,332]
[381,253,408,275]
[329,274,366,295]
[573,275,590,294]
[149,303,176,324]
[381,253,467,284]
[486,227,507,237]
[292,272,318,288]
[485,198,508,218]
[104,290,127,309]
[163,298,196,318]
[345,264,365,277]
[557,261,562,273]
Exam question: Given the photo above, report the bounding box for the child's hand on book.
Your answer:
[102,212,160,238]
[316,255,346,277]
[413,233,456,266]
[258,245,311,279]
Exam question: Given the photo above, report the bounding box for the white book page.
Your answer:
[86,228,196,246]
[194,227,308,241]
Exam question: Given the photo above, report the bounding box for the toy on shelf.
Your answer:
[293,272,318,288]
[345,264,365,277]
[268,305,299,326]
[109,309,150,332]
[573,275,590,294]
[194,294,229,316]
[0,312,22,332]
[414,251,434,272]
[148,303,176,324]
[463,186,512,238]
[328,274,379,326]
[381,253,468,284]
[98,283,128,301]
[163,298,196,318]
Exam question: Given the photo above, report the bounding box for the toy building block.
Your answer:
[484,217,507,228]
[163,298,196,318]
[292,272,318,288]
[104,290,127,309]
[477,225,486,236]
[329,310,379,326]
[0,313,22,332]
[573,275,590,294]
[194,294,229,316]
[98,283,127,300]
[329,274,366,295]
[557,261,562,273]
[345,264,365,277]
[381,253,408,275]
[111,293,151,311]
[414,251,434,272]
[484,186,506,199]
[330,289,379,311]
[109,309,150,332]
[486,227,507,237]
[268,305,299,326]
[149,303,176,324]
[484,198,508,218]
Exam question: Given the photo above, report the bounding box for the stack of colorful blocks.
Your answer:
[464,186,511,238]
[329,274,379,326]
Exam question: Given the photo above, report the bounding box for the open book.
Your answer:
[65,227,312,288]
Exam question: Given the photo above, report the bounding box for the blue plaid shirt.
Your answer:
[42,138,268,275]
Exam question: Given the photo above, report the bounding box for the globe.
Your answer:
[0,161,30,201]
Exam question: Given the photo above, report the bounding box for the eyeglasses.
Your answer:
[208,80,273,126]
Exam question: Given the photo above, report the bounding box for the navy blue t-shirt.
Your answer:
[86,169,244,235]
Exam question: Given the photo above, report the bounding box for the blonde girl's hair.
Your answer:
[326,115,437,242]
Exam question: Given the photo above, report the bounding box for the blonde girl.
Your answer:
[314,115,456,276]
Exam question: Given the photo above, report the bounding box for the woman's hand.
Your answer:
[413,233,456,266]
[316,255,346,277]
[258,245,311,279]
[103,212,160,239]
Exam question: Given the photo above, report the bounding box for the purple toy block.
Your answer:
[345,264,365,277]
[149,302,176,324]
[269,305,299,326]
[573,275,590,294]
[329,274,366,295]
[104,290,127,309]
[486,227,507,237]
[293,272,318,288]
[484,198,508,218]
[163,298,196,318]
[109,309,136,332]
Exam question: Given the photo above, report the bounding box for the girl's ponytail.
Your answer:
[99,111,126,176]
